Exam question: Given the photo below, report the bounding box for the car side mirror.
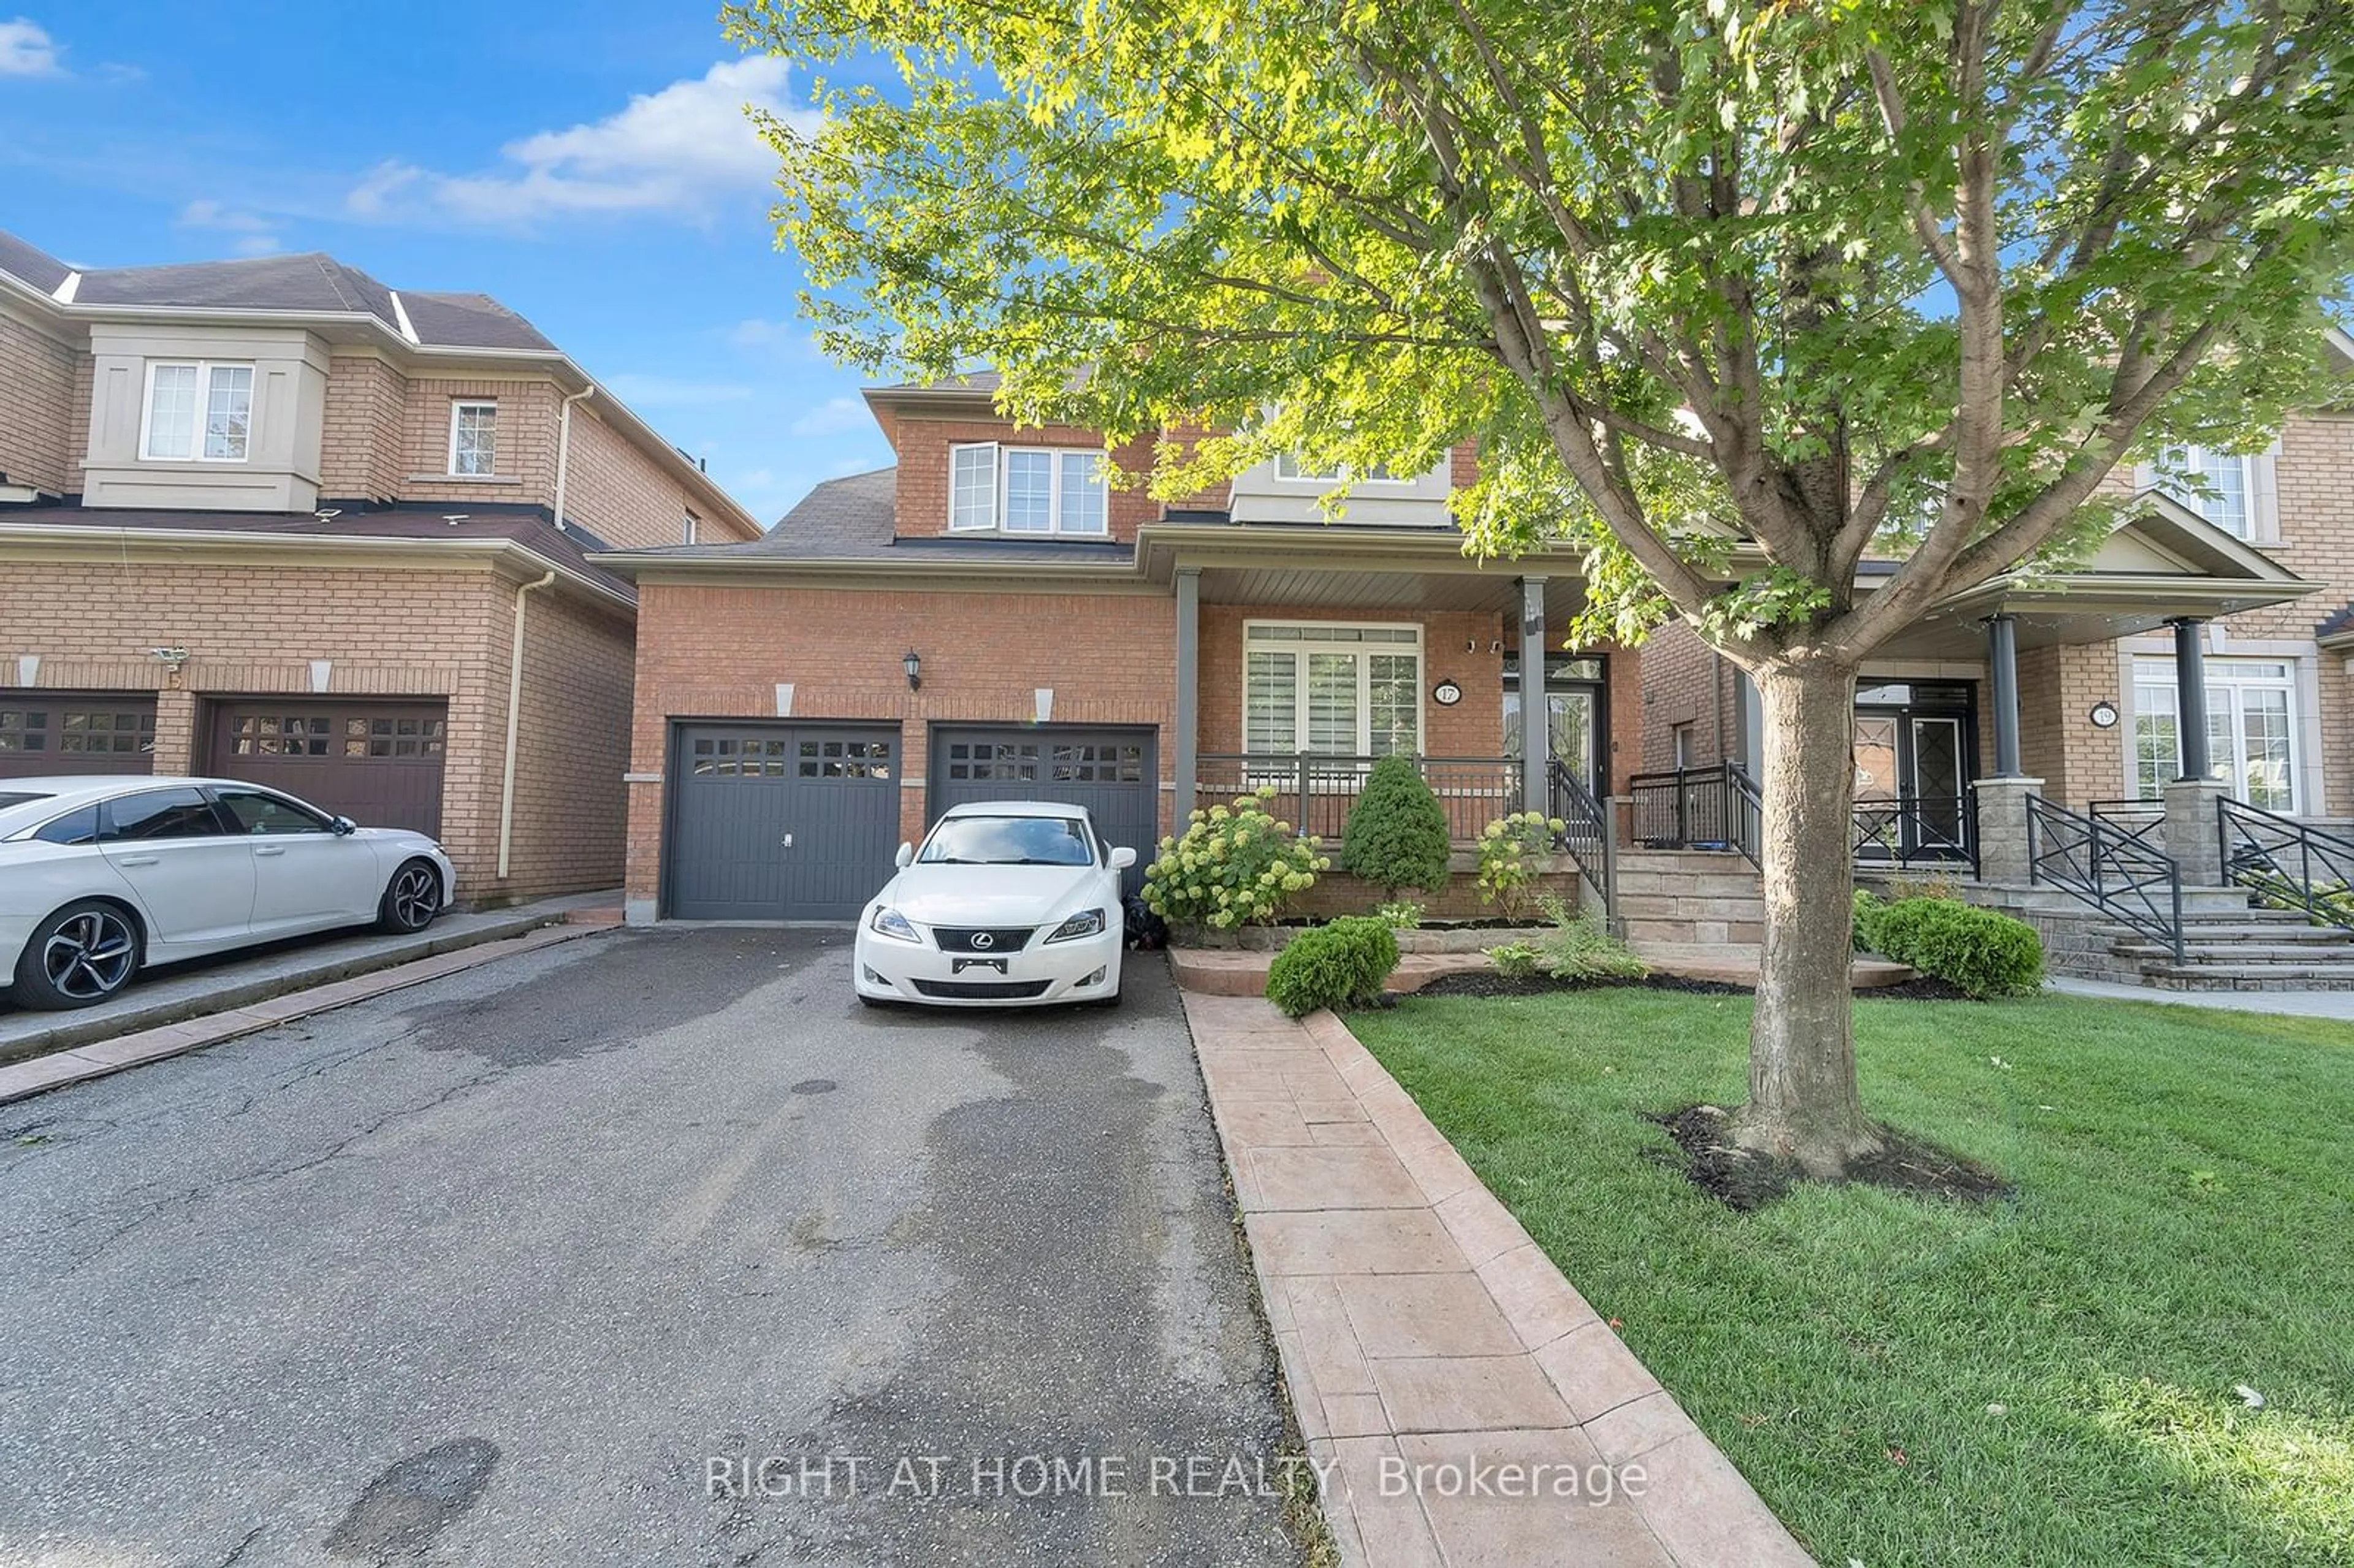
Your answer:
[331,816,358,836]
[1108,847,1137,871]
[894,842,915,869]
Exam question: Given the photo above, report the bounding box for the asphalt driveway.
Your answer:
[0,929,1305,1567]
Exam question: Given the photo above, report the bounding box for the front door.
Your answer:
[1504,653,1607,800]
[1853,682,1976,862]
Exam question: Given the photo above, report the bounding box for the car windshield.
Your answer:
[919,815,1095,867]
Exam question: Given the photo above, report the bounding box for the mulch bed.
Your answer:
[1647,1105,2015,1211]
[1411,972,1974,1002]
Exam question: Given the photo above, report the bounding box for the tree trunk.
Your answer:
[1731,657,1884,1177]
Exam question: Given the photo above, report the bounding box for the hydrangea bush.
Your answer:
[1474,810,1567,918]
[1142,787,1330,932]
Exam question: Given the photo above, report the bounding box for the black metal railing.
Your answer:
[2218,797,2354,931]
[1194,753,1522,842]
[1546,756,1616,918]
[2027,794,2185,961]
[2088,798,2168,854]
[1851,793,1979,873]
[1626,763,1761,870]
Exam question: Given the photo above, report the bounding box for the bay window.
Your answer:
[947,442,1107,535]
[143,361,253,462]
[2131,656,2299,812]
[1243,623,1421,756]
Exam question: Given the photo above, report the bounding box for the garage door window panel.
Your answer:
[799,738,893,780]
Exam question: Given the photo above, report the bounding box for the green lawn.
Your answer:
[1349,989,2354,1567]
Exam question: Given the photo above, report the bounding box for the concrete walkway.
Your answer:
[1183,992,1813,1568]
[2047,975,2354,1020]
[0,889,617,1065]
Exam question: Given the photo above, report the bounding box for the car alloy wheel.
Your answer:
[44,908,137,1002]
[388,864,440,930]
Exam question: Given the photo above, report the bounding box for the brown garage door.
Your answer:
[0,691,158,779]
[207,699,448,835]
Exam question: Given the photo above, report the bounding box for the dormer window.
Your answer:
[142,362,252,462]
[947,443,1107,536]
[449,401,498,476]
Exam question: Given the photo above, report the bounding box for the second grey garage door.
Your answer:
[0,691,158,778]
[207,700,448,835]
[666,723,901,920]
[929,725,1158,893]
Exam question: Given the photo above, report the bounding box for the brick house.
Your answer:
[597,376,1639,923]
[0,229,761,904]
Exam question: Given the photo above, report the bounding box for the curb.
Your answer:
[0,922,606,1106]
[1167,948,1493,998]
[1182,991,1815,1567]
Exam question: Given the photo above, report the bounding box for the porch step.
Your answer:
[2116,942,2354,963]
[2136,962,2354,991]
[2102,923,2352,946]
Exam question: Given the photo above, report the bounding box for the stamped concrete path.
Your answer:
[1182,992,1815,1568]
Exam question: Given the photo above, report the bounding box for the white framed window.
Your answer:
[142,361,253,462]
[682,511,699,544]
[1273,452,1400,484]
[2151,444,2259,539]
[448,401,498,476]
[1242,622,1422,757]
[2130,655,2299,812]
[946,441,1106,535]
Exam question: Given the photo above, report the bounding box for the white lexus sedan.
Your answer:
[1,776,455,1011]
[855,801,1135,1008]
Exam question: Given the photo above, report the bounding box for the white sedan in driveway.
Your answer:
[0,776,455,1011]
[855,801,1135,1008]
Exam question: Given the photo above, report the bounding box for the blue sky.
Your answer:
[0,1,891,525]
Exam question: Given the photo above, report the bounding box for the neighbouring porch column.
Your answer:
[2162,616,2228,885]
[1173,566,1200,834]
[1518,575,1547,813]
[1984,613,2022,778]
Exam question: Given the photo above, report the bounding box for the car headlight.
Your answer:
[1045,908,1107,943]
[869,907,921,944]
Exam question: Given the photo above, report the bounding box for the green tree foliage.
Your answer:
[1341,756,1454,896]
[729,0,2354,1172]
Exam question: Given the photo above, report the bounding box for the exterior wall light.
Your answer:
[903,650,923,691]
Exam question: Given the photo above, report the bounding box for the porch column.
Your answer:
[1518,575,1547,813]
[1174,566,1200,834]
[1983,613,2022,778]
[2162,617,2228,885]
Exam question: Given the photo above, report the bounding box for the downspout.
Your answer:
[497,570,559,880]
[552,384,595,531]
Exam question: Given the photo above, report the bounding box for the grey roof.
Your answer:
[400,291,557,352]
[0,229,555,351]
[0,504,631,599]
[0,231,69,294]
[875,370,1003,395]
[2320,602,2354,639]
[596,465,1136,568]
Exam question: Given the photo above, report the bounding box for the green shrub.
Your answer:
[1474,810,1567,918]
[1374,898,1426,930]
[1143,787,1329,932]
[1265,916,1402,1016]
[1340,755,1453,896]
[1852,888,1886,953]
[1485,940,1543,980]
[1532,897,1648,982]
[1871,897,2045,998]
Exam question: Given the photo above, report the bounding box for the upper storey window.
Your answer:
[449,401,499,476]
[142,362,253,462]
[948,443,1107,536]
[1273,452,1400,484]
[2155,444,2254,538]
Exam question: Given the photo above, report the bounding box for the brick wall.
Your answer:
[625,582,1179,906]
[0,310,77,496]
[394,376,563,511]
[0,557,627,900]
[560,400,704,550]
[318,354,408,501]
[889,413,1159,541]
[2017,642,2125,805]
[1637,621,1733,772]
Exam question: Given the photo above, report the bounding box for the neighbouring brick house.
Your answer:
[596,375,1640,923]
[0,229,761,903]
[1639,334,2354,844]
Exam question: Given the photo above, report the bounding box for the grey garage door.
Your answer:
[929,725,1159,894]
[666,723,901,921]
[207,700,448,836]
[0,691,158,779]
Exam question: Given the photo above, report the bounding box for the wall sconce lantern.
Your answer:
[902,650,923,691]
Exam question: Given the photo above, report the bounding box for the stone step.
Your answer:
[1614,850,1755,874]
[2116,942,2354,963]
[1613,872,1766,900]
[1616,893,1767,922]
[1623,918,1767,946]
[2136,964,2354,991]
[2104,923,2354,945]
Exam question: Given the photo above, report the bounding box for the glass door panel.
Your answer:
[1908,716,1967,854]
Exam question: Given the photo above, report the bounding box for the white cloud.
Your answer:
[790,395,869,438]
[352,57,820,226]
[0,17,61,75]
[177,199,282,257]
[602,373,755,407]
